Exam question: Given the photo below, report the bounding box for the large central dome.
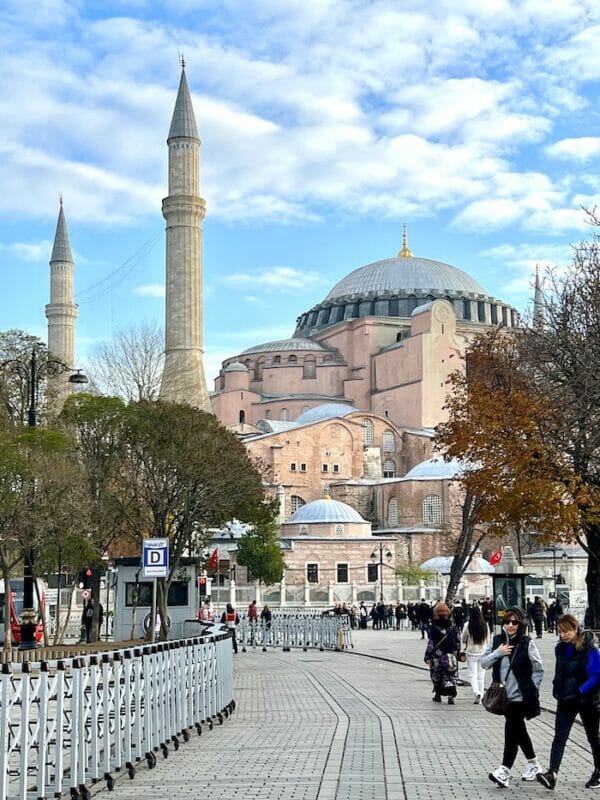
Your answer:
[294,230,516,338]
[325,255,487,302]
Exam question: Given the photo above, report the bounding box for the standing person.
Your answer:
[481,596,494,634]
[82,598,95,643]
[482,606,544,788]
[417,598,432,640]
[260,604,272,645]
[220,603,240,653]
[359,601,368,630]
[452,600,465,632]
[460,604,490,703]
[248,599,258,645]
[537,614,600,791]
[532,597,545,639]
[424,603,460,705]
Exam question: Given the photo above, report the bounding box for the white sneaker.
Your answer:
[489,766,511,788]
[522,762,541,781]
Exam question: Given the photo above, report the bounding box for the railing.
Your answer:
[237,613,353,652]
[0,633,233,800]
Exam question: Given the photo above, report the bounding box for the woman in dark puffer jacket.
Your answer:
[537,613,600,791]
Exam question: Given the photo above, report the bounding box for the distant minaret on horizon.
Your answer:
[159,62,212,411]
[45,196,78,404]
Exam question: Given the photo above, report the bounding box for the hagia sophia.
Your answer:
[45,65,555,605]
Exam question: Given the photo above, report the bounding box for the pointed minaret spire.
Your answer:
[159,63,211,411]
[533,263,544,330]
[46,198,78,408]
[398,223,413,258]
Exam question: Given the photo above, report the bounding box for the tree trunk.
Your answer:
[2,564,12,659]
[445,493,484,605]
[585,522,600,629]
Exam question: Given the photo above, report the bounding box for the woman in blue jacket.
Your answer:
[537,613,600,790]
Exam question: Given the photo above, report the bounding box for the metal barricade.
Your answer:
[0,634,234,800]
[237,612,352,652]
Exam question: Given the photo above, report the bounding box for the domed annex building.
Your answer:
[211,231,518,602]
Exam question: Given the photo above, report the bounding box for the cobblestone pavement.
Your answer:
[91,629,598,800]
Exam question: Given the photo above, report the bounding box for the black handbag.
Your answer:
[482,642,518,715]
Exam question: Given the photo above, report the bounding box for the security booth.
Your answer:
[112,557,200,641]
[492,546,528,629]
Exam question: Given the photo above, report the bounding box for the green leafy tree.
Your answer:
[0,330,47,425]
[395,564,434,585]
[236,520,285,586]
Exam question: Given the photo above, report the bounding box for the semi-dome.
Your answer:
[295,403,358,425]
[288,497,365,523]
[421,554,494,574]
[294,230,518,337]
[240,337,327,356]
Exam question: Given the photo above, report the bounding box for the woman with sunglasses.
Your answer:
[536,613,600,791]
[481,606,544,788]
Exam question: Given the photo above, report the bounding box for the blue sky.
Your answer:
[1,0,599,385]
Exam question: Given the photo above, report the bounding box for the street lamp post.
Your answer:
[0,345,87,649]
[370,541,392,603]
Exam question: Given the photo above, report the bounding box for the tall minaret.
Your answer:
[45,197,78,404]
[159,61,211,410]
[533,263,544,330]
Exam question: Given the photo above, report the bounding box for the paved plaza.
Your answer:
[90,629,597,800]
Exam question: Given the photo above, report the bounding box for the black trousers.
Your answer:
[503,703,536,769]
[550,702,600,772]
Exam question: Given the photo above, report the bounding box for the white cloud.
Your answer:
[134,284,165,298]
[546,137,600,162]
[222,266,323,292]
[0,240,51,261]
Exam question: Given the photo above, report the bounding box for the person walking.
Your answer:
[248,599,258,645]
[260,603,272,645]
[482,606,544,788]
[417,598,432,639]
[424,603,460,705]
[359,601,368,630]
[220,603,240,653]
[82,598,95,643]
[460,604,490,704]
[531,596,545,639]
[537,614,600,791]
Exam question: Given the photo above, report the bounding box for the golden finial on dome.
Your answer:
[322,488,331,500]
[398,223,413,258]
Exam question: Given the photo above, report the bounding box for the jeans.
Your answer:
[466,655,485,697]
[550,702,600,772]
[503,703,536,769]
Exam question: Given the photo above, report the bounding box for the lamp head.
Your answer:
[68,370,89,385]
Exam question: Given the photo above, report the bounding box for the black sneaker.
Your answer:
[447,697,455,705]
[432,694,441,703]
[586,769,600,789]
[536,771,556,790]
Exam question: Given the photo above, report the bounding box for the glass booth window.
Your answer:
[125,581,189,607]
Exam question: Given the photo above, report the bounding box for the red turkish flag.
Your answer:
[207,548,219,570]
[489,549,503,566]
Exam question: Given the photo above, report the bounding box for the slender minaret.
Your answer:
[159,60,211,410]
[533,263,544,330]
[45,197,78,404]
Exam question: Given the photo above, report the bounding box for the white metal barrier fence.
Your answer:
[0,633,234,800]
[236,614,353,652]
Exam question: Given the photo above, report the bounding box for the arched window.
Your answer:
[264,409,272,420]
[303,356,316,379]
[291,496,306,514]
[382,430,395,452]
[301,405,310,414]
[383,460,395,478]
[272,355,281,365]
[388,497,398,526]
[423,495,443,527]
[287,355,297,364]
[280,408,290,421]
[363,418,374,446]
[239,410,245,424]
[299,524,308,535]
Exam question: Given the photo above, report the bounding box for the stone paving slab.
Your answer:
[89,629,597,800]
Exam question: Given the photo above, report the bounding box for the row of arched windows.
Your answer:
[251,355,318,381]
[363,419,396,453]
[387,495,443,527]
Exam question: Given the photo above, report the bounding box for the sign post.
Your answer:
[142,539,169,643]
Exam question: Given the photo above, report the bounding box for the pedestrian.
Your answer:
[359,601,368,630]
[82,598,95,643]
[537,614,600,791]
[248,599,258,645]
[260,604,272,645]
[532,596,545,639]
[424,602,460,705]
[452,600,464,631]
[481,596,494,634]
[220,603,240,653]
[482,606,544,788]
[460,604,490,704]
[417,598,432,639]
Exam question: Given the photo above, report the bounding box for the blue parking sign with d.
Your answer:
[142,538,169,578]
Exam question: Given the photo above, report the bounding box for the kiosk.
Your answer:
[492,546,527,629]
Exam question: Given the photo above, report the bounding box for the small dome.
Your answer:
[421,555,494,574]
[224,361,248,372]
[289,497,365,523]
[240,337,327,355]
[295,403,358,425]
[403,457,467,481]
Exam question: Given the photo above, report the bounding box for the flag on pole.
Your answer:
[207,547,219,570]
[489,549,503,566]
